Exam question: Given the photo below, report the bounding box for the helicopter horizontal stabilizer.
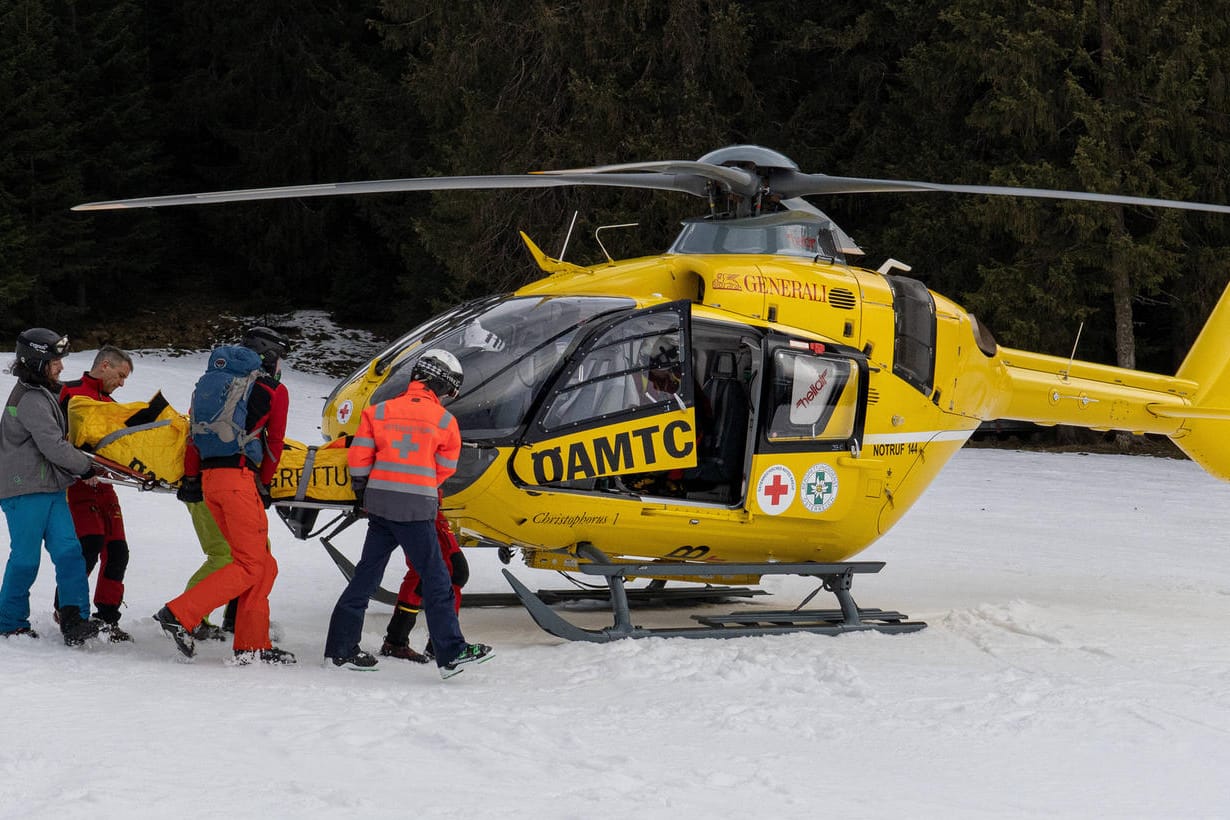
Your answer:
[518,231,588,275]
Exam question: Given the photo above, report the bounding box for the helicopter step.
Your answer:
[503,544,927,642]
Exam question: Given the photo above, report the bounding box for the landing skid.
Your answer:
[504,544,926,642]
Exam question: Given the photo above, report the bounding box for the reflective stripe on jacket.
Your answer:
[348,381,460,522]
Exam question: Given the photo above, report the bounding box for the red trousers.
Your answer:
[397,511,463,613]
[168,468,277,651]
[67,483,127,608]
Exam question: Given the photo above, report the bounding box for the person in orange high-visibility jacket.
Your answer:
[324,349,493,678]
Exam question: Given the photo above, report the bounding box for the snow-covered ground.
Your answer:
[3,342,1230,819]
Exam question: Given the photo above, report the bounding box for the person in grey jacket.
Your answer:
[0,328,102,645]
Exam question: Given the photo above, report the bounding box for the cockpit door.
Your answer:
[511,301,697,487]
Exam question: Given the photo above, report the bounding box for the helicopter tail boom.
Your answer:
[996,350,1195,437]
[992,277,1230,482]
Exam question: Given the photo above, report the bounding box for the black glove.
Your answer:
[177,475,203,504]
[79,464,99,480]
[352,488,366,519]
[258,483,274,509]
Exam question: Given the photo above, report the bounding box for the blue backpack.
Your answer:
[189,345,266,462]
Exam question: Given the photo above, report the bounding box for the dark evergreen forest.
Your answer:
[4,0,1229,372]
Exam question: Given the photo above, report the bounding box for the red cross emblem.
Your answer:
[763,474,791,504]
[756,466,796,515]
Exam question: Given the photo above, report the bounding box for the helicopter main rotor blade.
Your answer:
[538,160,760,198]
[774,173,1230,215]
[72,172,708,211]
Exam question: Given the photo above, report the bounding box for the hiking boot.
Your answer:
[222,598,238,634]
[191,620,229,641]
[379,640,428,664]
[327,650,379,671]
[93,618,134,643]
[439,643,494,679]
[153,606,195,658]
[1,626,38,639]
[231,647,297,666]
[59,606,101,647]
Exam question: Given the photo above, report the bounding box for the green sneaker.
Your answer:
[439,643,494,679]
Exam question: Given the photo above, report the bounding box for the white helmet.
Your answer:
[412,348,464,398]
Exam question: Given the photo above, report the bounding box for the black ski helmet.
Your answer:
[241,326,290,375]
[15,328,70,373]
[411,348,464,398]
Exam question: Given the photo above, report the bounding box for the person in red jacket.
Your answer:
[154,327,294,665]
[379,495,468,663]
[56,345,135,641]
[324,349,492,678]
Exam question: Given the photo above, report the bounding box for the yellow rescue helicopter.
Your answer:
[74,146,1230,641]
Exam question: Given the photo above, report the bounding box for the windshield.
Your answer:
[370,296,634,440]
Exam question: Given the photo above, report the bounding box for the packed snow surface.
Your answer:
[2,347,1229,819]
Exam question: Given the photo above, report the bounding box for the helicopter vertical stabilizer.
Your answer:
[1171,280,1230,481]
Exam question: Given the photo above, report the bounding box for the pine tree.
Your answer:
[371,0,761,304]
[874,0,1220,372]
[0,0,80,330]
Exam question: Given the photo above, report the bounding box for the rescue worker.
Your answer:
[324,349,493,678]
[154,327,294,664]
[380,494,468,663]
[55,345,135,641]
[0,329,102,645]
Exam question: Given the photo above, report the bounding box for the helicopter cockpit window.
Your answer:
[370,296,633,440]
[765,349,859,442]
[541,312,686,432]
[669,214,840,261]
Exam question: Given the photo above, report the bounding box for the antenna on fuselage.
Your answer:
[877,258,913,276]
[1059,321,1085,382]
[594,222,639,265]
[559,211,579,262]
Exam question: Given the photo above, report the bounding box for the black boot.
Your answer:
[58,606,101,646]
[221,598,239,633]
[384,602,418,647]
[94,603,122,624]
[93,604,132,643]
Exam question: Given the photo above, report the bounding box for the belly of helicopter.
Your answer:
[445,432,971,567]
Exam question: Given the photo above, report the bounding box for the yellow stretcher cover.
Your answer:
[67,392,190,485]
[269,437,355,503]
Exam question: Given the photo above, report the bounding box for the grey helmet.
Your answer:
[242,326,291,375]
